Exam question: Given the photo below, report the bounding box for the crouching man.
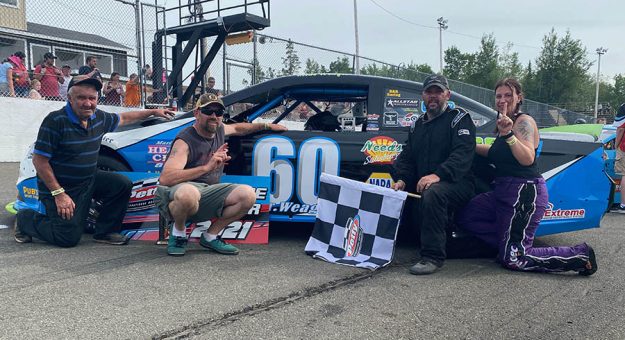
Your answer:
[14,75,175,247]
[156,93,287,256]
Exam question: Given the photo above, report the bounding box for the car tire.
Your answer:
[98,155,131,172]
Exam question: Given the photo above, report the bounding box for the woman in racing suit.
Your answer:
[456,78,597,275]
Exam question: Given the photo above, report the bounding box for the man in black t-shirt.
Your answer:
[14,75,175,247]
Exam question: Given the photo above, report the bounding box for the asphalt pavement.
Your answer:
[1,162,624,339]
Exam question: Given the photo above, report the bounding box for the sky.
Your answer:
[260,0,624,81]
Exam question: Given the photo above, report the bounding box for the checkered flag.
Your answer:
[305,173,408,270]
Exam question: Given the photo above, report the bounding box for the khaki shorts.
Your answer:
[615,148,625,175]
[155,182,237,222]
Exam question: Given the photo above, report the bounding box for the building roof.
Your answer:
[27,22,129,51]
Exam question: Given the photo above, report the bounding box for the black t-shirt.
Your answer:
[172,124,225,185]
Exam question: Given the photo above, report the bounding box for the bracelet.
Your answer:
[501,131,514,139]
[51,187,65,196]
[264,123,269,131]
[506,136,517,146]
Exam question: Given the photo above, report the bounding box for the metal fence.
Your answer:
[0,0,592,126]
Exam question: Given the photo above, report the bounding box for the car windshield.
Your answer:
[227,99,367,132]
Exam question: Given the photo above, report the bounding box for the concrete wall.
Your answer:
[0,0,26,31]
[0,97,136,162]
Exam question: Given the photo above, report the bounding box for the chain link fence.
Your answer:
[0,0,592,126]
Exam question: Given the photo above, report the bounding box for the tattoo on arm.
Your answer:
[516,120,534,143]
[170,147,177,157]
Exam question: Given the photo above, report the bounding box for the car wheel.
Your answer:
[98,155,130,172]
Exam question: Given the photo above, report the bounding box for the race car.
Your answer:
[13,74,612,240]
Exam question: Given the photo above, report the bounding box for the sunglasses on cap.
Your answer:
[200,107,224,117]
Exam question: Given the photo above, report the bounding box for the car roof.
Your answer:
[222,74,497,123]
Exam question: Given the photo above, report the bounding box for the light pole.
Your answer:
[437,17,448,74]
[594,47,607,121]
[353,0,360,74]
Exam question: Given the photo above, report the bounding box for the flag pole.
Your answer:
[406,192,421,199]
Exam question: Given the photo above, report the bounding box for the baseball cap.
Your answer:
[614,103,625,128]
[62,65,71,69]
[43,52,57,60]
[67,75,103,92]
[195,93,224,109]
[422,74,450,91]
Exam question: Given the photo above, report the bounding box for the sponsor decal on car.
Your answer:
[22,186,38,200]
[400,112,420,127]
[147,141,171,168]
[366,172,395,188]
[386,98,419,108]
[270,202,318,215]
[366,114,380,121]
[361,136,403,165]
[542,203,586,220]
[383,111,398,126]
[127,178,159,212]
[343,215,363,257]
[386,89,401,97]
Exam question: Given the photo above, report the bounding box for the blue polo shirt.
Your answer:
[33,103,120,193]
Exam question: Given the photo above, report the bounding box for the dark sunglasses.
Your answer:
[200,107,224,117]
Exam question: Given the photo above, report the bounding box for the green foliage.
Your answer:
[246,57,266,84]
[327,57,353,73]
[281,40,301,76]
[304,58,323,74]
[443,46,474,81]
[526,29,592,104]
[465,33,500,89]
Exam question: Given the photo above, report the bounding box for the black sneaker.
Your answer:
[409,260,442,275]
[13,219,32,244]
[612,205,625,214]
[93,232,130,245]
[579,245,597,276]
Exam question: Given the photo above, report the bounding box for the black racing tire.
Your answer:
[97,155,131,172]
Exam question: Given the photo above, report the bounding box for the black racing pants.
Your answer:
[17,171,132,247]
[413,180,474,265]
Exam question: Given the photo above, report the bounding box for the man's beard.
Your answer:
[427,101,445,117]
[201,120,218,134]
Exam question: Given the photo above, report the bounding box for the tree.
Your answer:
[398,62,434,81]
[304,58,322,74]
[327,57,353,73]
[530,29,592,104]
[247,57,266,84]
[265,67,277,80]
[281,40,301,76]
[499,42,524,80]
[443,46,473,81]
[466,34,500,89]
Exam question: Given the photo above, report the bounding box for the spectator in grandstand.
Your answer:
[59,65,72,101]
[79,56,102,83]
[205,76,222,96]
[79,56,103,98]
[103,72,124,106]
[142,64,152,80]
[613,103,625,214]
[124,73,141,107]
[29,79,42,100]
[0,54,17,97]
[34,52,65,100]
[11,51,30,97]
[456,78,597,276]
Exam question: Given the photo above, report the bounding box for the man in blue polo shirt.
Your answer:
[14,75,175,247]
